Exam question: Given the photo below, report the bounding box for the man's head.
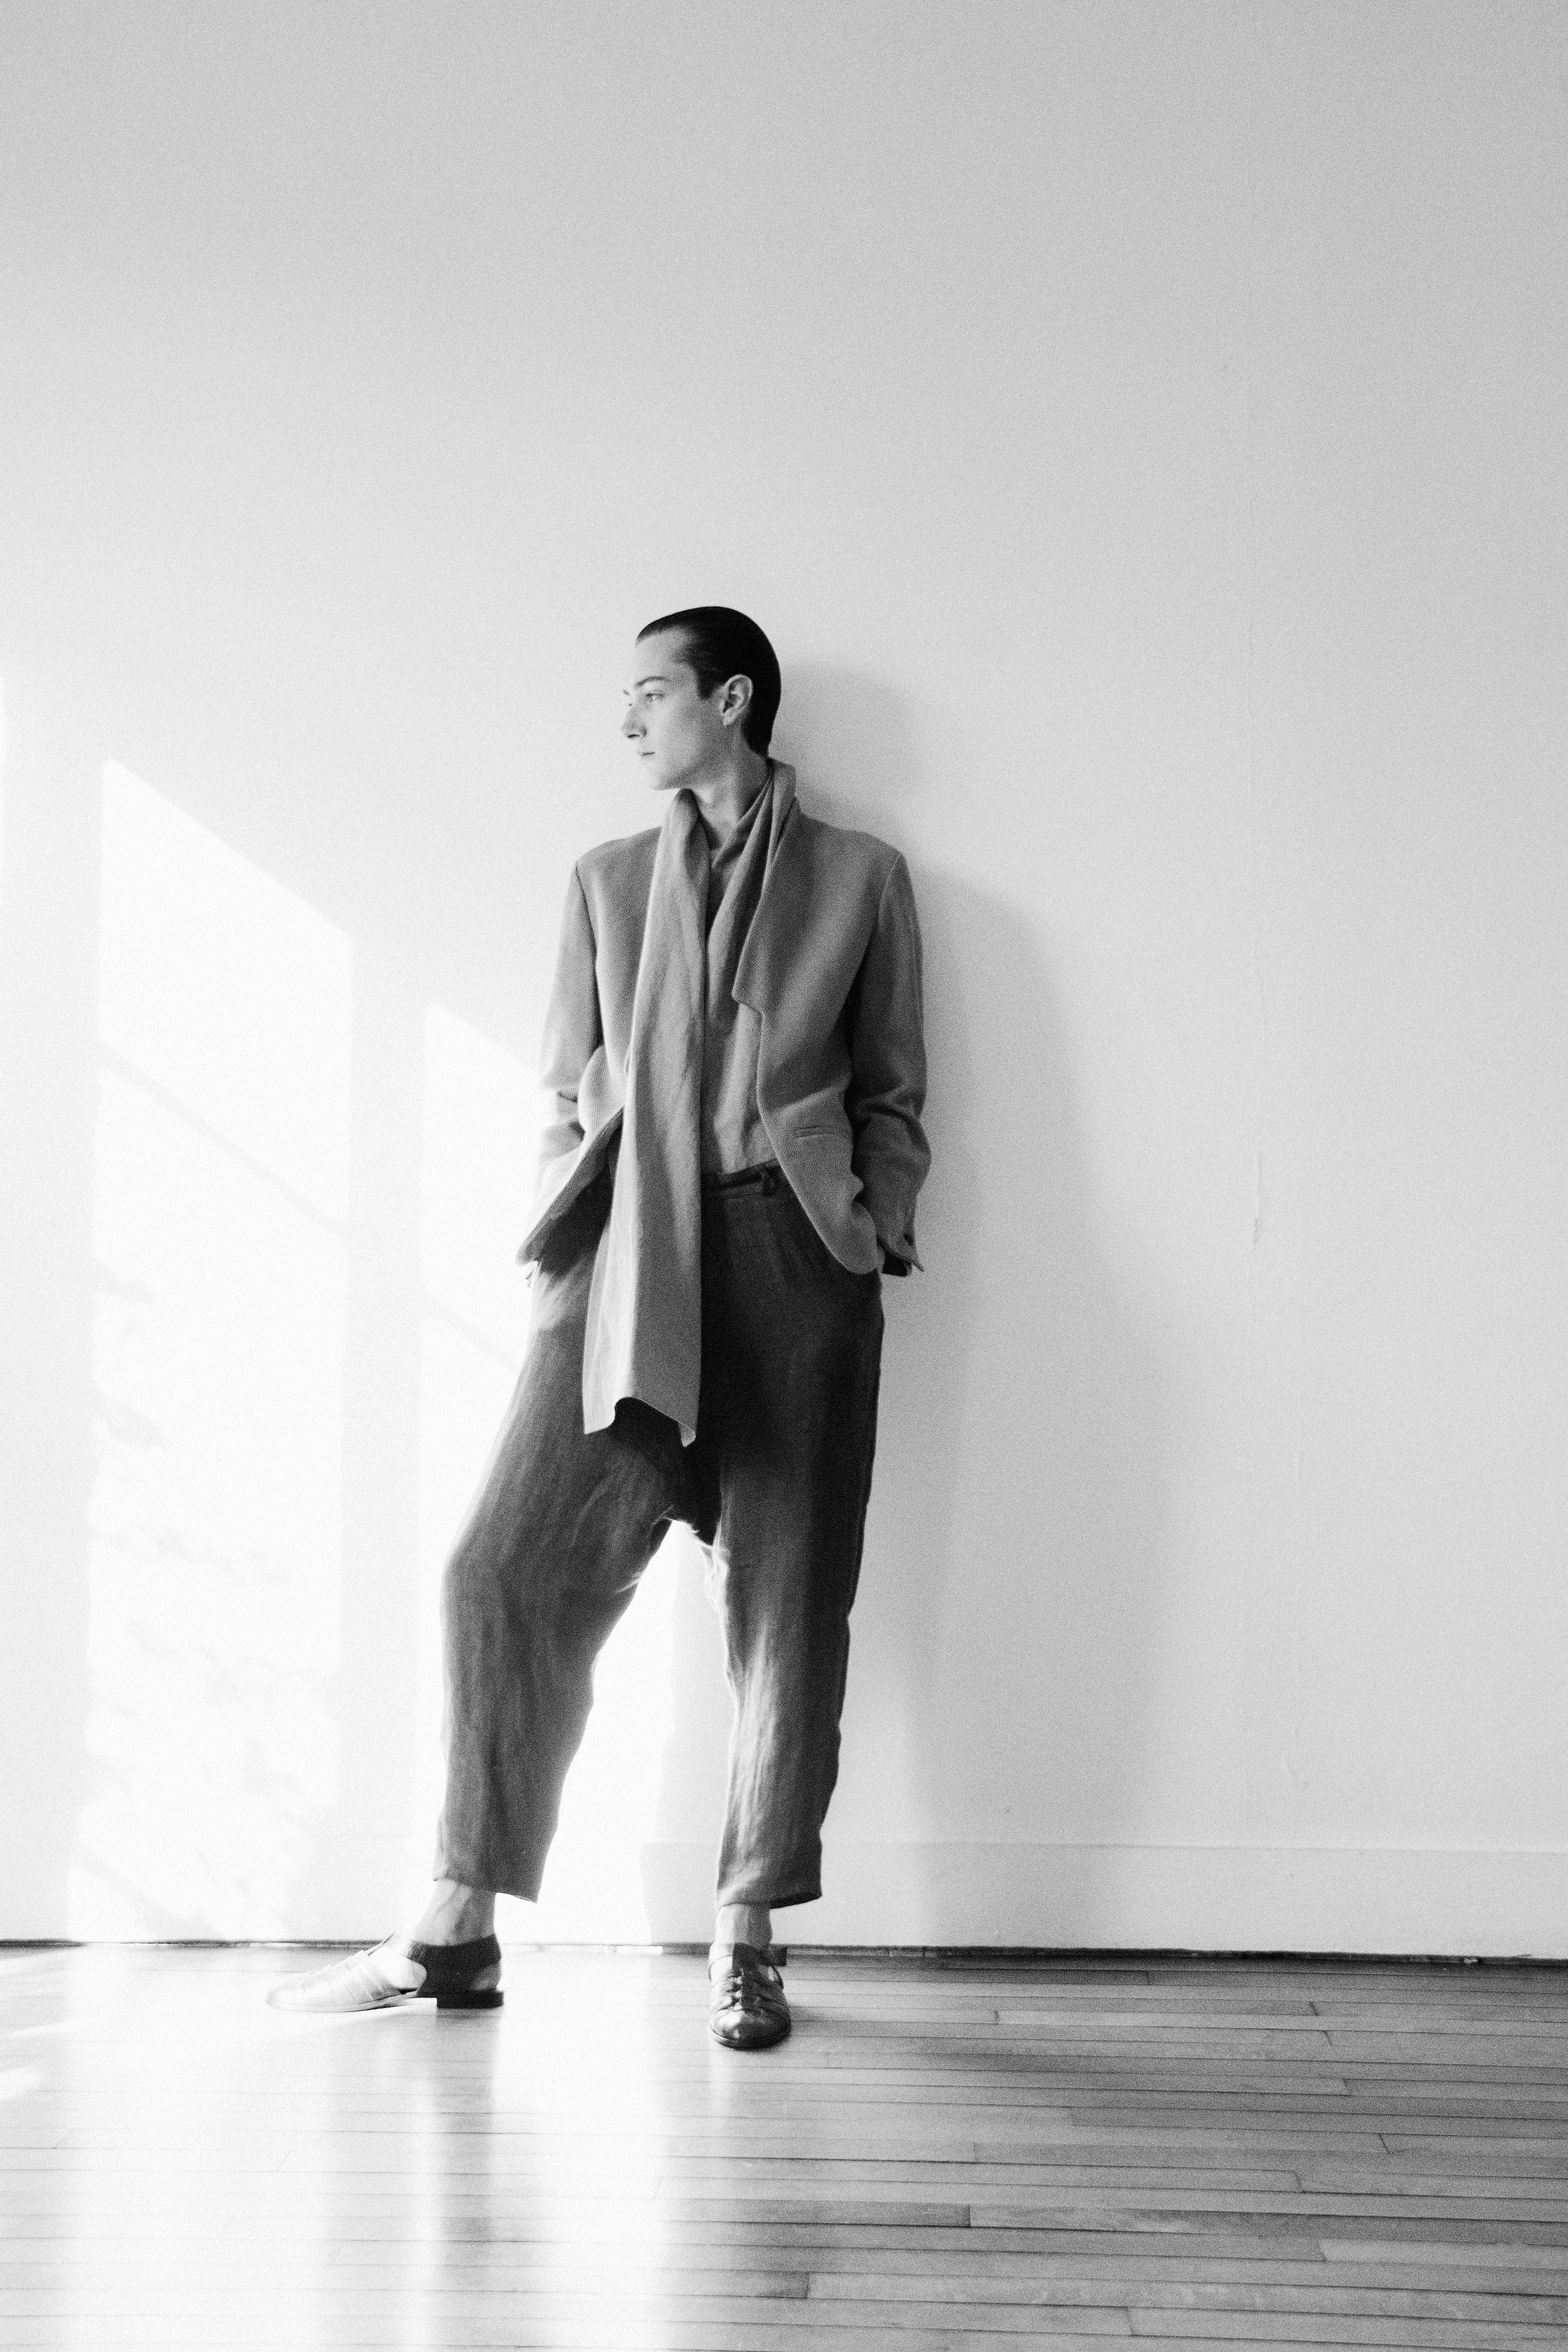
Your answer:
[622,606,781,791]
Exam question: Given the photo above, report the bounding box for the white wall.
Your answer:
[2,1,1565,1952]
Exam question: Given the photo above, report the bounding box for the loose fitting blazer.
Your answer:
[518,791,929,1279]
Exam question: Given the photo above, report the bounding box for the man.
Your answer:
[270,607,929,2045]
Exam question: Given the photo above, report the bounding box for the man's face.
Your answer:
[621,631,728,791]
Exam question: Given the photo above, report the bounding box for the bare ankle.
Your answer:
[714,1901,772,1951]
[410,1879,495,1946]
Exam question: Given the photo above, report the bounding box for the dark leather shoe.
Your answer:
[708,1943,791,2049]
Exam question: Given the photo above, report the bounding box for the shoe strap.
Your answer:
[406,1932,501,1984]
[711,1942,785,1994]
[342,1948,416,2004]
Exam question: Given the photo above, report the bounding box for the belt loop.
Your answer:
[761,1167,779,1197]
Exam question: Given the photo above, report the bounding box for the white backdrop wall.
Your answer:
[2,1,1565,1951]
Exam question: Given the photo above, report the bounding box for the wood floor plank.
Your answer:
[0,2325,1132,2350]
[7,2248,1568,2302]
[3,1946,1566,2347]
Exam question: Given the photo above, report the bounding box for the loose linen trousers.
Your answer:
[433,1164,885,1911]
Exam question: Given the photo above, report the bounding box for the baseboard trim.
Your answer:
[11,1840,1568,1954]
[635,1839,1568,1958]
[7,1938,1565,1969]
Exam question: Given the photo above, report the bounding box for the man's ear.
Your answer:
[719,672,754,729]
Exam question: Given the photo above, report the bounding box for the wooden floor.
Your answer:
[1,1948,1567,2348]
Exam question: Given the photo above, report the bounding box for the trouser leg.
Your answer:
[433,1180,686,1899]
[696,1179,884,1912]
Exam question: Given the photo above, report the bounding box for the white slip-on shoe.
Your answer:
[265,1939,422,2014]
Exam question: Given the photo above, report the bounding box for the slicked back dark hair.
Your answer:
[637,605,781,755]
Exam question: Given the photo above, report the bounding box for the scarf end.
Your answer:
[580,1387,697,1450]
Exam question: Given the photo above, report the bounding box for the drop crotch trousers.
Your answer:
[433,1165,884,1912]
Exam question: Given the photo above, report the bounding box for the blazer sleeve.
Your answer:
[532,865,602,1213]
[846,853,931,1272]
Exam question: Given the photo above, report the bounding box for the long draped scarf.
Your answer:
[580,763,795,1443]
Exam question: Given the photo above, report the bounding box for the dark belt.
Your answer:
[702,1160,783,1196]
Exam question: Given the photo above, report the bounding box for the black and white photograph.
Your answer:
[1,3,1565,2346]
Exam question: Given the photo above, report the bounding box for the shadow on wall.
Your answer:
[901,878,1176,1902]
[0,656,1172,1946]
[649,665,1176,1939]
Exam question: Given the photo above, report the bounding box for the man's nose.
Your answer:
[620,704,641,738]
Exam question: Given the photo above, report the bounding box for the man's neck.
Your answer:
[684,746,771,847]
